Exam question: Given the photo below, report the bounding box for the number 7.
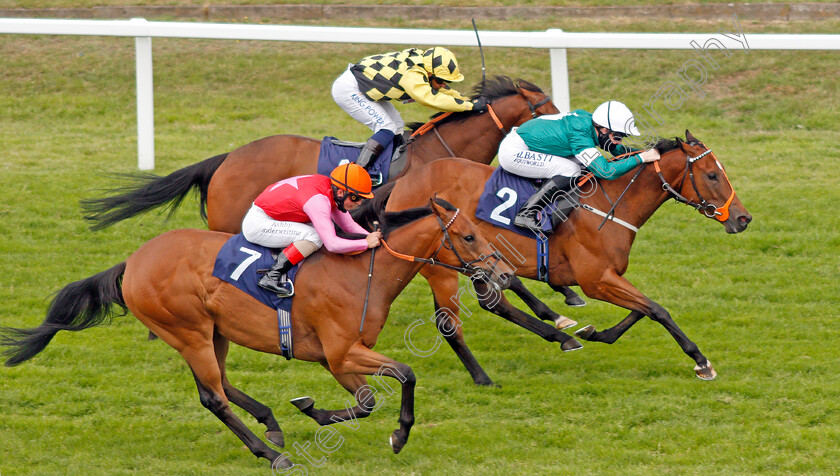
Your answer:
[231,247,262,281]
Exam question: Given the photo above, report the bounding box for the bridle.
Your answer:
[515,84,553,119]
[359,206,497,333]
[380,207,498,278]
[653,142,737,222]
[410,86,554,151]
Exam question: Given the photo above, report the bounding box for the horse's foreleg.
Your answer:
[290,369,375,426]
[421,267,495,386]
[506,276,578,329]
[472,278,582,352]
[575,269,715,380]
[213,332,285,447]
[325,345,416,455]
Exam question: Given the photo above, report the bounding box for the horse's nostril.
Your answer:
[739,215,752,225]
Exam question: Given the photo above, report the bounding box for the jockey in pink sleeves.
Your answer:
[242,163,382,296]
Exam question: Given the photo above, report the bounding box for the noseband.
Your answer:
[653,143,737,222]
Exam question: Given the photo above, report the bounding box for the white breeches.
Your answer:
[241,204,324,249]
[497,128,582,179]
[331,65,404,134]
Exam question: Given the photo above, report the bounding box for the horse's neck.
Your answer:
[591,151,686,229]
[410,96,520,165]
[374,219,442,301]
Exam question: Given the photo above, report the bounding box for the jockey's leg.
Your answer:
[258,240,319,296]
[242,205,323,296]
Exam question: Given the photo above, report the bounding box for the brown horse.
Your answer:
[377,131,752,380]
[81,75,559,234]
[1,195,506,468]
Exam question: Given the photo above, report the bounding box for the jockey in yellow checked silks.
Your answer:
[331,47,489,182]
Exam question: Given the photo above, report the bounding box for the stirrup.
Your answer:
[258,274,295,297]
[513,209,542,230]
[370,172,383,187]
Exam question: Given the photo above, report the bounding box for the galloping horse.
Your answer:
[82,76,559,234]
[1,195,505,468]
[379,131,751,380]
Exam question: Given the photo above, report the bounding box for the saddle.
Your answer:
[323,132,411,185]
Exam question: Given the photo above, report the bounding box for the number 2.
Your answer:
[490,187,518,225]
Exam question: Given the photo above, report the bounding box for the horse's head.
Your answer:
[472,76,559,128]
[660,131,752,233]
[426,197,505,287]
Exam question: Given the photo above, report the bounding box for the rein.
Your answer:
[379,208,488,275]
[653,144,736,221]
[410,86,552,153]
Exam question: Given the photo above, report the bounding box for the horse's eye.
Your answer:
[464,235,475,243]
[707,172,718,181]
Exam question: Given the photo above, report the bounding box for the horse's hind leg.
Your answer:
[291,370,374,426]
[181,345,291,468]
[213,332,285,447]
[421,267,495,386]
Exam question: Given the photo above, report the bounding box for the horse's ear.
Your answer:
[685,129,699,144]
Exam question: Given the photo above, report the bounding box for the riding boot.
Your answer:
[355,138,385,170]
[258,251,295,297]
[513,175,573,232]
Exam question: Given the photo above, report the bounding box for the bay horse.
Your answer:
[81,75,559,234]
[378,130,751,381]
[1,195,506,468]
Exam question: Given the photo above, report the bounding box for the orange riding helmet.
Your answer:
[329,163,374,199]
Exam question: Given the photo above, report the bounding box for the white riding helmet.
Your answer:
[592,100,640,136]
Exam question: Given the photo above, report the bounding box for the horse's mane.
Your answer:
[405,75,544,132]
[652,137,682,154]
[348,183,456,239]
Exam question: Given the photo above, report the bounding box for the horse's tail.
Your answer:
[81,153,228,230]
[1,262,128,367]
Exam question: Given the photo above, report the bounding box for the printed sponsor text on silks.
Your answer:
[513,150,553,167]
[351,93,386,127]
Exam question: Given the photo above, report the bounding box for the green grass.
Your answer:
[2,15,839,476]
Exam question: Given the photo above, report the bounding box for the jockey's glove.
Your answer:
[639,149,661,163]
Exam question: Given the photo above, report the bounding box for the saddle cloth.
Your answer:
[212,233,300,312]
[316,136,395,184]
[474,168,557,238]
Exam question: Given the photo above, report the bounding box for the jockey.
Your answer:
[242,163,382,297]
[497,100,661,231]
[332,47,490,181]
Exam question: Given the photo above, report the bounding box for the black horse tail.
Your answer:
[1,262,128,367]
[81,153,228,231]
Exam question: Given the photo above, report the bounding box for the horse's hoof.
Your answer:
[694,360,717,380]
[271,454,294,470]
[561,338,583,352]
[266,430,285,448]
[564,295,586,307]
[290,396,315,413]
[390,430,407,454]
[574,325,596,340]
[474,377,498,387]
[554,316,577,330]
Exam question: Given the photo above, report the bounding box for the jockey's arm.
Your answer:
[575,147,643,180]
[401,67,474,112]
[331,207,370,235]
[302,196,368,254]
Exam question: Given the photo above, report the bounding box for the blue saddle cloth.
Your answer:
[475,168,555,238]
[316,136,394,183]
[212,234,300,312]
